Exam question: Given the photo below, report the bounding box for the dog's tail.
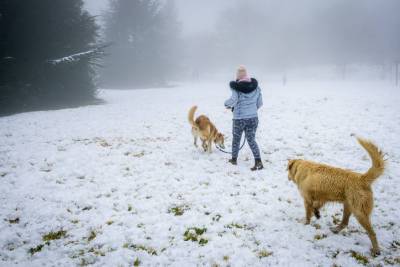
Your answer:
[356,136,385,184]
[188,106,198,127]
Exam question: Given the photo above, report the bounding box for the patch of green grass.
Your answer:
[88,247,105,256]
[225,222,253,230]
[42,230,67,242]
[198,238,208,245]
[88,230,97,242]
[314,234,327,240]
[390,240,400,249]
[131,244,157,255]
[106,220,114,225]
[223,255,229,261]
[257,249,273,258]
[134,257,141,266]
[168,205,189,216]
[29,244,44,255]
[183,227,208,246]
[8,217,19,224]
[80,258,91,266]
[384,257,400,265]
[226,223,244,229]
[350,250,369,265]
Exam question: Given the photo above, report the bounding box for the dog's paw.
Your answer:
[313,209,321,219]
[330,225,343,234]
[371,248,381,257]
[295,218,310,225]
[299,218,310,225]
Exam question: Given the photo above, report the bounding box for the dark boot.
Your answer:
[251,159,263,171]
[229,158,237,165]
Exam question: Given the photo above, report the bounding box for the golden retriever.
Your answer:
[287,136,385,255]
[188,106,225,153]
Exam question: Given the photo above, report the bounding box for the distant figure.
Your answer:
[224,65,264,171]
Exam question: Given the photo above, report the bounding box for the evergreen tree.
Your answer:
[0,0,101,115]
[102,0,181,88]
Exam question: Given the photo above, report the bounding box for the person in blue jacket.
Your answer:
[224,65,263,171]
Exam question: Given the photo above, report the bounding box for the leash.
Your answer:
[216,137,246,154]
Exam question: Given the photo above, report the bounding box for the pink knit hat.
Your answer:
[236,65,251,82]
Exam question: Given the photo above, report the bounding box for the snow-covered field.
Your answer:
[0,81,399,266]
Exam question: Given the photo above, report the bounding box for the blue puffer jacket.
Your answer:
[224,86,263,119]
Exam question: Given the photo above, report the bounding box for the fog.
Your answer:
[1,0,399,115]
[83,0,400,85]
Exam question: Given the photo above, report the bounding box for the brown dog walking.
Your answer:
[287,136,385,255]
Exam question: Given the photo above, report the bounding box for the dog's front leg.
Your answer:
[202,140,207,152]
[207,139,212,153]
[304,200,312,225]
[194,136,198,147]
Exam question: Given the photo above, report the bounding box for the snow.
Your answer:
[0,81,399,266]
[47,48,104,65]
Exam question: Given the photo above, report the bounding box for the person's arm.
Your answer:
[224,89,239,109]
[257,88,263,109]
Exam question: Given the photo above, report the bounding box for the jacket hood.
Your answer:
[229,78,258,94]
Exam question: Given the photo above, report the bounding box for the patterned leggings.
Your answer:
[232,117,261,159]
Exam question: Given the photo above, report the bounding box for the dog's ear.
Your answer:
[287,160,295,171]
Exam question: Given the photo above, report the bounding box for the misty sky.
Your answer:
[84,0,232,35]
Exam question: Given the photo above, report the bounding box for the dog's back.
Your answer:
[290,137,385,197]
[188,106,215,137]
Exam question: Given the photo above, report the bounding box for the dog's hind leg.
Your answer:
[353,212,380,256]
[312,201,323,219]
[331,202,351,233]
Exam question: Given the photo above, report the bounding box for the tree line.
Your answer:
[0,0,181,115]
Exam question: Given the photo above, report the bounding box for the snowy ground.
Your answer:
[0,81,399,266]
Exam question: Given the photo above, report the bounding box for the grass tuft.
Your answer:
[42,230,67,242]
[88,230,97,242]
[29,244,44,255]
[183,227,208,246]
[257,249,273,258]
[350,250,369,265]
[134,257,141,266]
[168,205,189,216]
[314,234,327,240]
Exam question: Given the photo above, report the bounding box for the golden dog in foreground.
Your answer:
[188,106,225,153]
[287,137,385,255]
